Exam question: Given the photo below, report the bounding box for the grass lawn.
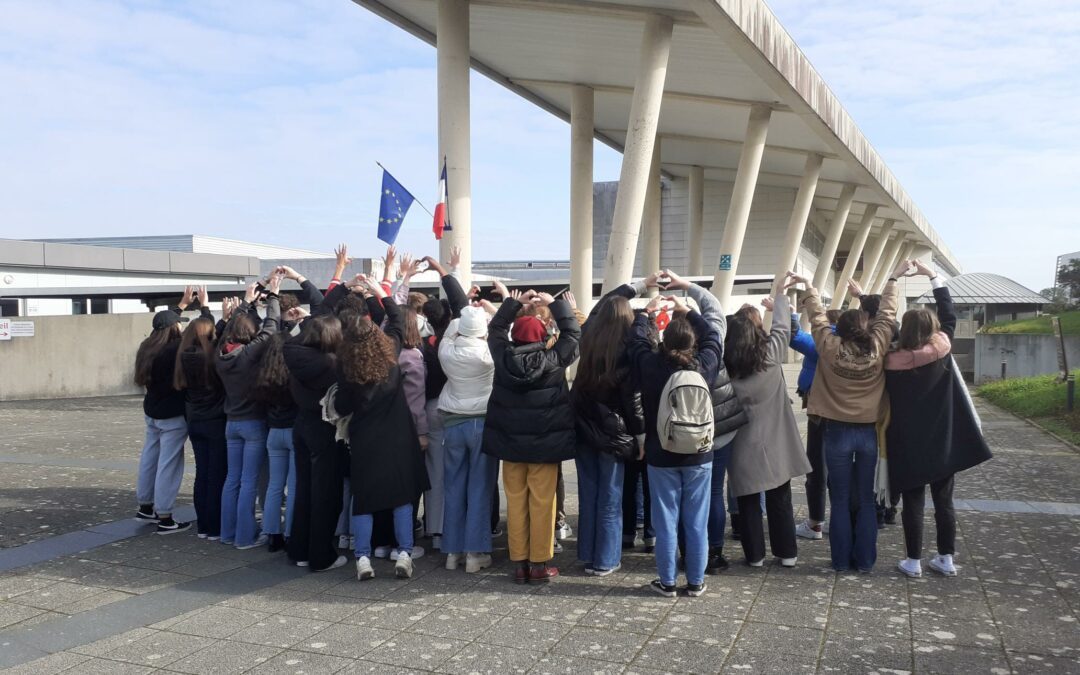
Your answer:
[978,370,1080,445]
[981,310,1080,335]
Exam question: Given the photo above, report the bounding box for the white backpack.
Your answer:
[657,370,715,454]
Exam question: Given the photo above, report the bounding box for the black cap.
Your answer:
[152,310,183,330]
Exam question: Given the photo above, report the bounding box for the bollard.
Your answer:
[1000,361,1007,381]
[1069,375,1076,413]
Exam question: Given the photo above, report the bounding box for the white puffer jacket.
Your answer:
[437,318,495,415]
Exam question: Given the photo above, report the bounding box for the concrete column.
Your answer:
[773,153,823,289]
[829,204,879,309]
[711,104,772,306]
[437,0,472,287]
[688,165,704,276]
[868,233,905,295]
[856,219,895,292]
[569,85,594,312]
[601,15,673,292]
[810,183,857,294]
[641,140,662,297]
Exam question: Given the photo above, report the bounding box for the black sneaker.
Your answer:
[650,579,677,598]
[706,551,730,575]
[731,522,741,541]
[683,582,707,597]
[135,506,159,523]
[156,518,191,536]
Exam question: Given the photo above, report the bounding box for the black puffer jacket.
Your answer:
[686,283,748,439]
[482,298,581,464]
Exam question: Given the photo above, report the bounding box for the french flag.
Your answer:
[432,159,451,240]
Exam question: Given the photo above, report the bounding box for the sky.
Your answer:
[1,0,1077,291]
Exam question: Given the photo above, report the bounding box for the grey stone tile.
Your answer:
[530,654,626,674]
[819,634,914,673]
[278,594,369,623]
[293,622,396,659]
[66,657,156,674]
[227,614,332,649]
[219,588,314,614]
[631,635,728,673]
[552,625,649,664]
[0,650,90,675]
[379,579,465,607]
[409,606,500,640]
[0,574,55,600]
[913,641,1011,673]
[55,588,132,615]
[166,605,270,638]
[511,594,598,625]
[9,580,106,610]
[476,615,573,651]
[70,627,158,657]
[339,659,431,674]
[1008,650,1080,673]
[103,630,215,667]
[0,600,47,628]
[722,647,817,674]
[339,600,434,631]
[247,649,352,674]
[827,605,912,641]
[732,621,824,656]
[359,630,469,671]
[437,642,543,674]
[576,599,672,634]
[654,611,741,647]
[166,641,282,674]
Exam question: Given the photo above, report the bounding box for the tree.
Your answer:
[1040,286,1070,314]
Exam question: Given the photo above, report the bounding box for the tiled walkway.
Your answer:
[1,368,1078,674]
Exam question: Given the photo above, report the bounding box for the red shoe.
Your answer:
[529,564,559,582]
[513,563,530,584]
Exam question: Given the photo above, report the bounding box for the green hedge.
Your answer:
[981,311,1080,335]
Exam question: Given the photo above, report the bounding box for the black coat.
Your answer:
[143,340,184,420]
[482,298,581,464]
[885,285,992,493]
[334,298,430,515]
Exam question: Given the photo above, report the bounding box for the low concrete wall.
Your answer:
[974,333,1080,384]
[0,313,154,401]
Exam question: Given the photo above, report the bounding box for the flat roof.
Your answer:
[352,0,961,275]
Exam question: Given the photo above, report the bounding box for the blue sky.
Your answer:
[1,0,1076,291]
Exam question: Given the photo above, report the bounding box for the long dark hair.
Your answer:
[724,315,769,379]
[661,316,696,368]
[576,296,634,393]
[898,308,940,351]
[222,313,258,346]
[134,324,181,387]
[401,307,423,350]
[174,317,216,390]
[296,314,343,353]
[254,334,290,402]
[836,309,874,355]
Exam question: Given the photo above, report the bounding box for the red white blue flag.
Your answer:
[433,159,451,240]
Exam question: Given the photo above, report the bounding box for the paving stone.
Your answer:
[409,606,500,640]
[437,642,543,674]
[0,650,91,675]
[247,649,352,674]
[9,580,106,610]
[476,615,573,651]
[0,599,47,628]
[293,622,396,659]
[733,621,825,656]
[70,627,159,656]
[166,605,270,638]
[721,647,817,673]
[165,640,282,674]
[654,611,742,647]
[0,574,55,600]
[279,594,369,623]
[103,630,215,667]
[912,641,1011,673]
[67,657,156,674]
[510,594,598,625]
[357,630,469,671]
[819,634,914,673]
[227,614,331,649]
[219,588,314,614]
[828,605,912,640]
[339,600,434,631]
[530,653,626,674]
[631,634,728,672]
[576,599,672,634]
[339,659,431,674]
[552,625,649,664]
[1007,650,1080,673]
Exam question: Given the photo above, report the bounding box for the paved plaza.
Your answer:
[1,366,1079,674]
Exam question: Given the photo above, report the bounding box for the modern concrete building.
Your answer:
[351,0,962,312]
[1056,249,1080,302]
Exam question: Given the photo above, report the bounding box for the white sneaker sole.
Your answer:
[897,561,922,578]
[795,529,823,540]
[465,559,492,574]
[928,562,957,577]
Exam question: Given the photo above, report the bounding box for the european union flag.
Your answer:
[377,169,416,245]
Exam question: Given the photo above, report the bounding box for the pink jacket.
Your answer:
[885,332,951,371]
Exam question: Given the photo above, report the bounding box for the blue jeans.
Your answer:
[353,503,413,558]
[136,416,188,516]
[222,419,268,547]
[264,427,296,537]
[576,450,625,571]
[824,421,879,571]
[441,418,497,554]
[648,463,712,586]
[708,441,732,548]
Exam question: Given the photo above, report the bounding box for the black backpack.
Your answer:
[573,393,638,461]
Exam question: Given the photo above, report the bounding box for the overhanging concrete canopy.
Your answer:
[352,0,961,275]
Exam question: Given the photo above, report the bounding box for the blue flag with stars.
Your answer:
[377,169,416,245]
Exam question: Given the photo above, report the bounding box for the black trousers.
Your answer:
[736,481,797,563]
[900,474,956,559]
[288,412,343,570]
[556,463,566,528]
[804,417,827,523]
[188,418,228,538]
[622,458,654,541]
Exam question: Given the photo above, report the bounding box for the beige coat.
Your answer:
[727,294,812,497]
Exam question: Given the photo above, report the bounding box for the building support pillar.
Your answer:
[830,204,879,309]
[601,15,673,292]
[772,153,823,297]
[687,165,705,276]
[810,183,857,295]
[569,85,594,312]
[437,0,472,287]
[850,219,895,308]
[870,235,907,294]
[711,104,772,306]
[641,141,662,297]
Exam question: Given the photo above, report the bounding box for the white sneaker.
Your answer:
[748,559,764,568]
[446,553,462,570]
[822,520,830,535]
[338,535,350,550]
[465,553,492,574]
[779,557,797,568]
[236,534,268,550]
[317,555,347,572]
[395,552,413,579]
[356,556,375,581]
[390,546,425,561]
[928,554,957,577]
[897,558,923,578]
[795,521,823,540]
[373,546,391,559]
[556,523,572,541]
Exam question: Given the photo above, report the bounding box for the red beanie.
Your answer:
[511,315,547,344]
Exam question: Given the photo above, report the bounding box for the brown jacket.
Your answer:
[804,280,899,424]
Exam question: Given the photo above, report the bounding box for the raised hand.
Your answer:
[846,278,864,298]
[760,296,775,311]
[467,285,481,300]
[644,271,662,288]
[661,269,688,291]
[423,255,446,277]
[912,259,936,278]
[244,282,259,304]
[492,280,509,299]
[891,259,916,279]
[179,285,195,309]
[508,289,524,302]
[267,272,283,295]
[474,298,497,315]
[784,271,809,290]
[449,245,461,269]
[382,246,397,281]
[284,306,309,322]
[334,244,351,274]
[669,295,690,315]
[277,265,300,281]
[563,291,577,310]
[196,285,209,308]
[398,253,414,280]
[534,292,555,307]
[645,295,668,315]
[520,289,538,305]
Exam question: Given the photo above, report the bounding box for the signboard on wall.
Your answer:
[11,321,34,338]
[0,319,10,341]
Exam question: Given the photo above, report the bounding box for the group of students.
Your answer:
[133,244,991,595]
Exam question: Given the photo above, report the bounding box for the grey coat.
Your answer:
[727,294,812,497]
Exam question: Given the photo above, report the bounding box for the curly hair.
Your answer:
[338,320,397,385]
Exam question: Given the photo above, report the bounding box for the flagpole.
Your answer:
[375,161,434,218]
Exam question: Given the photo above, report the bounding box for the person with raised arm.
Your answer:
[885,261,992,578]
[797,259,908,573]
